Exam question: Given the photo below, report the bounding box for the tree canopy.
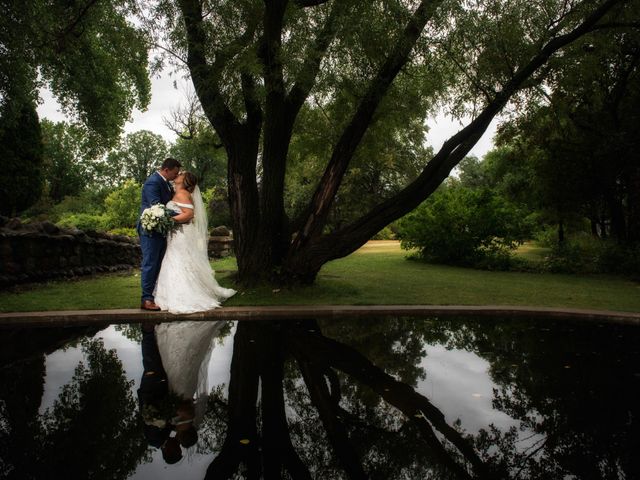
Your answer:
[138,0,636,284]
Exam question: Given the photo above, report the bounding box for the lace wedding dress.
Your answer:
[154,186,236,314]
[155,320,225,401]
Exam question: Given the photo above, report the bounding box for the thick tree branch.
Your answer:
[241,72,263,129]
[59,0,99,39]
[286,1,345,119]
[288,324,491,479]
[588,21,640,31]
[261,0,288,105]
[289,0,442,252]
[296,356,368,479]
[178,0,240,143]
[306,0,625,264]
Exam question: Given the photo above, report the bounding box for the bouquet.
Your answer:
[140,204,177,236]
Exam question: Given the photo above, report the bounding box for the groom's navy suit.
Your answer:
[137,328,171,448]
[138,172,173,302]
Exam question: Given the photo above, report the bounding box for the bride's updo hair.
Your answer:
[182,171,198,193]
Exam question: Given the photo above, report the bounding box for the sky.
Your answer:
[37,71,498,159]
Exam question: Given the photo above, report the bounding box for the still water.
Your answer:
[1,317,638,480]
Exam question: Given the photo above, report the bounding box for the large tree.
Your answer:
[145,0,634,284]
[0,0,151,215]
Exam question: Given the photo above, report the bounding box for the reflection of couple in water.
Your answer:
[137,320,225,464]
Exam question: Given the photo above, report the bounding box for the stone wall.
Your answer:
[208,225,234,258]
[0,218,235,288]
[0,217,140,288]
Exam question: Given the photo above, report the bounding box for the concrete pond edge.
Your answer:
[1,304,639,328]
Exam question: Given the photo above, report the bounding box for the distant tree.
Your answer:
[494,17,640,245]
[40,120,103,203]
[169,129,227,189]
[165,92,228,189]
[107,131,169,185]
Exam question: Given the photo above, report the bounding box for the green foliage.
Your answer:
[397,185,530,266]
[544,236,640,275]
[107,131,168,186]
[40,120,106,202]
[1,1,150,147]
[107,227,138,238]
[49,189,108,219]
[56,213,110,232]
[285,104,429,230]
[494,13,640,245]
[169,123,227,191]
[203,186,232,229]
[0,100,44,216]
[55,180,142,231]
[104,180,142,229]
[371,225,396,240]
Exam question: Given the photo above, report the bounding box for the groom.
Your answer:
[138,158,181,310]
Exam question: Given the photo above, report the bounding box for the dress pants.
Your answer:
[140,233,167,302]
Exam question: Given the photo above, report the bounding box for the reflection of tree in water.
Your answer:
[0,336,148,480]
[196,317,639,479]
[421,317,640,480]
[199,319,497,480]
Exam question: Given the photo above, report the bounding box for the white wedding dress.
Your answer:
[155,320,226,425]
[154,186,236,314]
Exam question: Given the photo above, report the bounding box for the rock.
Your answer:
[210,225,231,236]
[39,221,60,235]
[5,218,22,230]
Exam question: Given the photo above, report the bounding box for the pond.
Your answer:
[0,316,638,480]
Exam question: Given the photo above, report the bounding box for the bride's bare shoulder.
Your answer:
[173,191,193,203]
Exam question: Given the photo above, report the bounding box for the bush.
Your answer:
[371,226,396,240]
[108,227,137,238]
[57,213,110,232]
[49,190,107,221]
[544,236,640,275]
[397,186,530,266]
[104,180,141,229]
[203,186,231,229]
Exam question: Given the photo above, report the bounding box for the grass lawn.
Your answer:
[514,241,551,262]
[1,240,639,312]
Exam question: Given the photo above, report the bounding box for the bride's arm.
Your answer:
[171,192,195,223]
[172,207,194,223]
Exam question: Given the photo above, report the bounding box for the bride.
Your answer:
[151,172,234,447]
[154,171,236,314]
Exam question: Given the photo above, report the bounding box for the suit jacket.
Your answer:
[138,172,174,236]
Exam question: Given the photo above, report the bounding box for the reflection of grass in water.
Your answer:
[1,241,639,312]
